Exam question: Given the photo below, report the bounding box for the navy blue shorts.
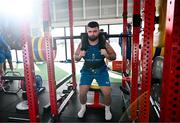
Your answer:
[80,65,111,86]
[0,50,5,64]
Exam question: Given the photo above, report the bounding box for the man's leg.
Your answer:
[5,51,13,72]
[79,85,90,104]
[7,59,13,71]
[3,61,6,73]
[0,53,5,76]
[0,64,3,76]
[78,85,90,118]
[100,86,112,120]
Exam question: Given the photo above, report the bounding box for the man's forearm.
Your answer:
[75,55,82,61]
[107,54,116,61]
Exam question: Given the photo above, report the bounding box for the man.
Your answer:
[119,23,132,74]
[0,35,7,76]
[0,28,14,76]
[75,21,116,120]
[3,48,13,73]
[0,30,13,73]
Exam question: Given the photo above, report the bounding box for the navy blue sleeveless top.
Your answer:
[83,42,105,69]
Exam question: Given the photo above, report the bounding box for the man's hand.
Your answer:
[100,49,108,58]
[75,50,86,61]
[79,50,86,57]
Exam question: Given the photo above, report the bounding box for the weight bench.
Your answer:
[87,80,104,109]
[0,71,25,94]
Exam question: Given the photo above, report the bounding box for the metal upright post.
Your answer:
[159,0,180,122]
[130,0,141,121]
[64,27,68,61]
[21,21,40,122]
[139,0,155,122]
[68,0,77,89]
[43,0,58,117]
[122,0,127,87]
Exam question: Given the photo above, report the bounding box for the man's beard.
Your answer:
[88,35,98,41]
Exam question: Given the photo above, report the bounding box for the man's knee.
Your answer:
[79,85,90,96]
[101,87,111,97]
[103,92,111,97]
[8,59,12,63]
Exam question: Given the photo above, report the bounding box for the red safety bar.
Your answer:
[68,0,77,89]
[122,0,128,88]
[139,0,155,122]
[43,0,58,117]
[21,21,40,122]
[87,89,104,109]
[130,0,141,121]
[159,0,180,122]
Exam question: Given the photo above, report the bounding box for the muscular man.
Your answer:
[75,21,116,120]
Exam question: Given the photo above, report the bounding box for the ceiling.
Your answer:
[0,0,142,37]
[51,0,135,27]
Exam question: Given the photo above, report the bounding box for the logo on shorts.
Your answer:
[106,81,110,84]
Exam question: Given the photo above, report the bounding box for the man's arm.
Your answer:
[74,42,86,62]
[105,42,116,61]
[74,43,81,61]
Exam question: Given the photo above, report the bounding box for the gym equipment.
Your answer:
[112,60,123,72]
[120,73,131,113]
[87,79,104,109]
[150,56,164,118]
[35,75,43,91]
[20,74,44,91]
[62,82,73,94]
[43,74,75,114]
[16,75,45,112]
[0,71,25,94]
[32,37,57,61]
[153,47,164,59]
[16,100,29,112]
[2,29,57,62]
[152,56,164,83]
[80,32,107,51]
[8,117,30,122]
[154,0,167,47]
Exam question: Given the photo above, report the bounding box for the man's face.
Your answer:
[87,27,99,41]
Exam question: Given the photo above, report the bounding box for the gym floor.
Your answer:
[0,62,158,122]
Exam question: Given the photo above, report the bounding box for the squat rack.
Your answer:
[20,0,180,122]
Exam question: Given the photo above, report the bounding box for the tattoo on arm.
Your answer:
[105,42,116,61]
[74,43,82,61]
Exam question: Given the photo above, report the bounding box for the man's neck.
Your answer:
[88,39,99,45]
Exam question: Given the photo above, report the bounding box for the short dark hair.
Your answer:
[87,21,99,28]
[100,29,104,32]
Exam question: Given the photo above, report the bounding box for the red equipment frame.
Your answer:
[159,0,180,121]
[130,0,141,121]
[21,21,40,122]
[68,0,77,89]
[139,0,155,122]
[43,0,58,117]
[122,0,128,87]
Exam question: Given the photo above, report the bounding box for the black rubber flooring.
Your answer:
[0,80,158,122]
